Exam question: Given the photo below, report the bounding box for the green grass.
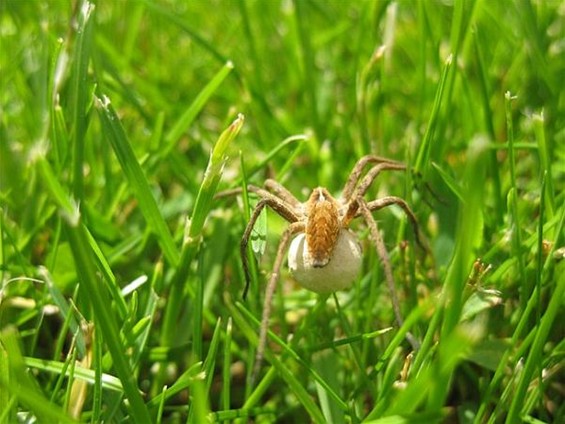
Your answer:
[1,0,564,423]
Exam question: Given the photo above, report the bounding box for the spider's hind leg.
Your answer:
[364,196,428,255]
[357,199,420,351]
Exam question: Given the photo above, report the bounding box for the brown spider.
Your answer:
[231,155,425,382]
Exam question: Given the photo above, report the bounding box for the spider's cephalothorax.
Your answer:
[305,187,340,268]
[229,155,426,383]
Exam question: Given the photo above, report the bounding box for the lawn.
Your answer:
[1,0,564,423]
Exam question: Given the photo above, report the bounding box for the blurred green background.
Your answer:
[1,1,564,423]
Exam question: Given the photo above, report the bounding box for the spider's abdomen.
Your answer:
[288,229,362,293]
[305,187,340,267]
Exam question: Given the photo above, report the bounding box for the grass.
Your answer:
[1,0,564,423]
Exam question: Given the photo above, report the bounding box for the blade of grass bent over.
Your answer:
[35,156,151,422]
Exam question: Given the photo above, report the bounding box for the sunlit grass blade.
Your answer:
[5,1,563,421]
[0,335,16,424]
[64,221,151,422]
[141,0,229,64]
[441,136,489,333]
[39,267,85,357]
[421,137,489,411]
[241,134,309,184]
[84,228,128,319]
[190,114,244,238]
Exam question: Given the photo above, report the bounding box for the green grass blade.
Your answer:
[505,92,527,299]
[35,156,151,422]
[95,95,180,266]
[5,2,563,421]
[505,210,565,422]
[190,114,244,238]
[430,161,465,204]
[187,318,222,423]
[231,301,348,415]
[414,54,452,175]
[70,1,95,201]
[163,61,234,157]
[294,0,321,147]
[161,114,244,345]
[533,112,555,222]
[1,328,78,424]
[23,356,124,393]
[222,317,233,412]
[473,27,503,224]
[64,222,151,421]
[147,362,205,410]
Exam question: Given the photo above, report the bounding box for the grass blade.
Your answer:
[35,156,151,422]
[163,61,234,157]
[70,1,95,201]
[1,328,78,424]
[95,95,180,266]
[161,114,244,345]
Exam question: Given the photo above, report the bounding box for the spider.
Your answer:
[231,155,425,382]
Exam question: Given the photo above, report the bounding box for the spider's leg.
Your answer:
[357,199,420,351]
[265,179,301,209]
[342,155,406,201]
[341,163,407,227]
[248,186,302,222]
[251,221,305,385]
[216,182,297,205]
[214,187,244,199]
[363,196,427,253]
[354,162,407,198]
[240,194,300,299]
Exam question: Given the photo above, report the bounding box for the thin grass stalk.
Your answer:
[70,2,95,201]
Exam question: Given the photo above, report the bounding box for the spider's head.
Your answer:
[305,187,340,267]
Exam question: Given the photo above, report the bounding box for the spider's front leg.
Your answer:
[240,192,299,298]
[264,179,301,209]
[252,221,305,384]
